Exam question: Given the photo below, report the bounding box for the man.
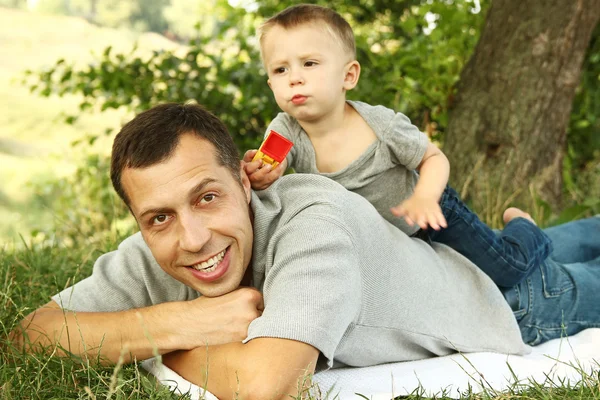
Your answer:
[14,103,600,400]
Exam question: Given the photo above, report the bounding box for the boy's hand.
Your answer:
[242,149,287,190]
[391,194,448,231]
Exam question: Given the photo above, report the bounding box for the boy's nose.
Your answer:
[289,72,304,86]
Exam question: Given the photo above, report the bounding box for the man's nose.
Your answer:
[178,212,211,253]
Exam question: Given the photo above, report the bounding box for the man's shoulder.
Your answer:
[253,174,372,224]
[268,174,350,204]
[111,231,158,267]
[118,231,149,252]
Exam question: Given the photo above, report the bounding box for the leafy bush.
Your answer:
[28,144,132,246]
[21,0,600,230]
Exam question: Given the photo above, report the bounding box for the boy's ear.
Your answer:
[267,78,272,90]
[343,60,361,90]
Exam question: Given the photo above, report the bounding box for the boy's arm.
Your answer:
[413,142,450,202]
[11,288,263,365]
[163,337,319,400]
[391,142,450,230]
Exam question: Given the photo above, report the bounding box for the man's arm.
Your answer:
[163,338,319,400]
[11,288,263,364]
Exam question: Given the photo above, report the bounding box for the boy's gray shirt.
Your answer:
[267,100,428,236]
[53,174,529,370]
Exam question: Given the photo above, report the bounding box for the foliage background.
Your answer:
[1,0,598,246]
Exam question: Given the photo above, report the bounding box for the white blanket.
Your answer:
[141,328,600,399]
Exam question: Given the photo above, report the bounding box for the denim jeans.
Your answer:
[502,216,600,345]
[427,186,554,287]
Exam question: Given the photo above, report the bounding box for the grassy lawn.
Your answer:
[1,229,599,398]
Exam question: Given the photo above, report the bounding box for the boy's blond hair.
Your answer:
[259,4,356,61]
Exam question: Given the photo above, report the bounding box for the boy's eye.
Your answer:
[273,67,286,74]
[151,214,171,226]
[304,61,317,67]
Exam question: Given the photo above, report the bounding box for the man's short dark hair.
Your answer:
[111,102,241,206]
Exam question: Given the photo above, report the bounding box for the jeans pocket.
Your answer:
[512,308,527,322]
[540,260,574,297]
[503,284,528,322]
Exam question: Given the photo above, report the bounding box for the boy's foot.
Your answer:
[503,207,536,226]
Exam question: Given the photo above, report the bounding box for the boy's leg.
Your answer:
[502,250,600,346]
[428,186,553,288]
[543,216,600,264]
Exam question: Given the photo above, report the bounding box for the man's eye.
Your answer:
[200,194,216,204]
[151,215,170,226]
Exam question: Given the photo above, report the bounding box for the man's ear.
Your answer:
[239,161,252,204]
[343,60,361,90]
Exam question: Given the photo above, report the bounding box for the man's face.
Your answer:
[121,133,254,297]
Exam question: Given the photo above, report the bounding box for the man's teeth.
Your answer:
[192,250,225,272]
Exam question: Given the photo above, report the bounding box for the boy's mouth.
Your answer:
[291,95,307,105]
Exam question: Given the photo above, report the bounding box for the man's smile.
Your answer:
[187,246,231,282]
[189,248,227,272]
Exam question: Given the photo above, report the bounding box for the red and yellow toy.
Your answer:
[252,130,293,168]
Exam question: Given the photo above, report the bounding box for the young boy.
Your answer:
[243,4,552,287]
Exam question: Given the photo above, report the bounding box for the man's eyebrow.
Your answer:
[189,178,218,197]
[138,178,218,220]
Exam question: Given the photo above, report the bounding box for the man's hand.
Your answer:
[180,287,264,349]
[391,194,447,231]
[242,149,287,190]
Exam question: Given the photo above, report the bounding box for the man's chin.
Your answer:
[196,285,236,298]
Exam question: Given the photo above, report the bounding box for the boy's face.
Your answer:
[121,133,254,298]
[262,23,358,123]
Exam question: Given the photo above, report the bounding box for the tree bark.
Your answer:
[444,0,600,224]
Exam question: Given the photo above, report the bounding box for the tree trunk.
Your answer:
[444,0,600,225]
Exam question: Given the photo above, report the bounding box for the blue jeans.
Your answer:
[502,216,600,345]
[427,186,554,287]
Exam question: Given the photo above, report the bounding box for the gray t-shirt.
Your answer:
[267,100,429,236]
[53,174,529,370]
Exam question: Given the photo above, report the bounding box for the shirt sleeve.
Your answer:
[245,209,361,367]
[384,111,429,171]
[52,232,190,312]
[265,113,298,169]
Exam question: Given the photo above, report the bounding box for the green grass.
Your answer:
[1,233,600,399]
